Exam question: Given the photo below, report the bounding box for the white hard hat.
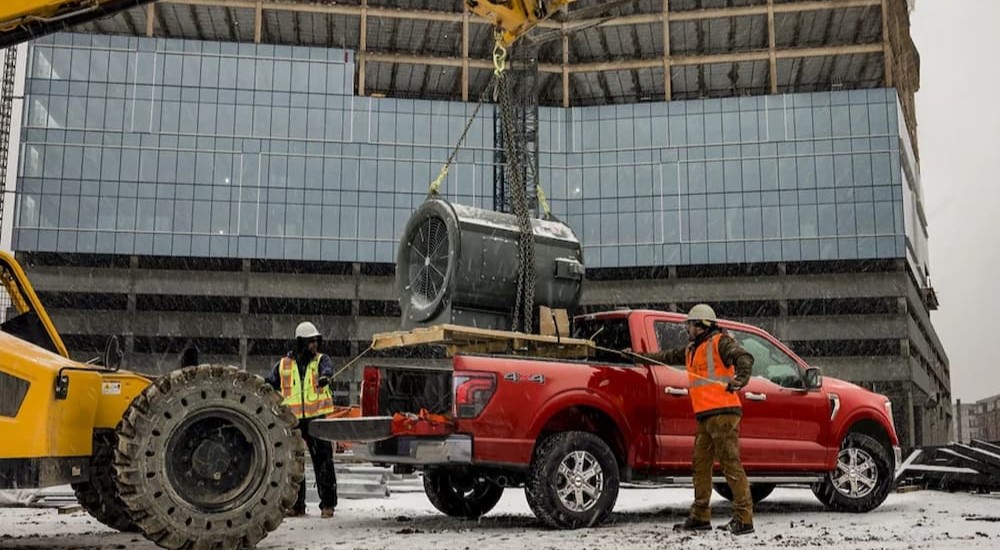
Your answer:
[295,321,321,339]
[686,304,717,324]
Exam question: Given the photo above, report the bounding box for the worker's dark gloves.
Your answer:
[317,376,330,388]
[725,381,746,393]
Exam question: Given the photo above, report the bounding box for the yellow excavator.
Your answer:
[0,1,591,549]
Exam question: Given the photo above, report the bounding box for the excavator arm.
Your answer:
[0,0,156,50]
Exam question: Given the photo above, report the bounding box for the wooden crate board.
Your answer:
[371,324,595,359]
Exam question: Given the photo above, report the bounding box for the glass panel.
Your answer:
[730,331,803,389]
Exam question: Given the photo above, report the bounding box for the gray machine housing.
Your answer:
[397,198,585,331]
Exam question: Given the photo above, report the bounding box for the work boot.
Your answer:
[673,517,712,532]
[719,518,754,536]
[286,507,306,518]
[321,508,335,519]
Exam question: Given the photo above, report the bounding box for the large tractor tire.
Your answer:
[72,430,137,532]
[115,365,305,550]
[423,469,505,519]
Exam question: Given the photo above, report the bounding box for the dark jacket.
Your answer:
[642,328,753,421]
[265,351,335,391]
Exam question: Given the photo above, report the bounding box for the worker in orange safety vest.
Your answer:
[629,304,755,535]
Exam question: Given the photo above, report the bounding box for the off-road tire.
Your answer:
[813,432,894,513]
[713,482,775,504]
[114,365,305,550]
[72,430,137,532]
[423,469,504,518]
[525,431,619,529]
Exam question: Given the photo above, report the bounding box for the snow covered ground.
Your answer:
[1,487,998,549]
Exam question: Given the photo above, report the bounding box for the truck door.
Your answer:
[649,320,698,469]
[729,329,829,470]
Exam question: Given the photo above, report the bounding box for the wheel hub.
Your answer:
[833,446,878,499]
[165,410,265,511]
[555,450,604,513]
[191,439,231,481]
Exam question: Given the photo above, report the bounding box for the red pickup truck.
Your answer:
[314,309,901,528]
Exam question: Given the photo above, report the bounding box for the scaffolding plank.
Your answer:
[371,324,596,359]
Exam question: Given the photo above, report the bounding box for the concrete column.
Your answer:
[240,259,251,370]
[358,0,368,96]
[125,256,138,357]
[662,0,671,101]
[462,8,470,102]
[767,0,777,93]
[348,262,362,404]
[881,0,894,87]
[254,1,263,44]
[145,3,155,37]
[905,385,916,448]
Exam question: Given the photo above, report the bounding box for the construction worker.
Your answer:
[628,304,755,535]
[265,321,338,518]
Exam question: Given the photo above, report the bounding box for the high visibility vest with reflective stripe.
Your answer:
[686,333,742,415]
[279,354,335,419]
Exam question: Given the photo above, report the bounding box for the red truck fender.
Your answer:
[827,406,898,466]
[525,390,637,467]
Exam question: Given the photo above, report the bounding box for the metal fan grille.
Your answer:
[405,217,450,305]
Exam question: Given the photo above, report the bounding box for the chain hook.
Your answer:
[493,29,508,76]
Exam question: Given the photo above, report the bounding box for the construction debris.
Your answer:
[896,439,1000,493]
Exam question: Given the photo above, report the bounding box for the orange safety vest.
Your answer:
[278,354,336,419]
[686,333,742,415]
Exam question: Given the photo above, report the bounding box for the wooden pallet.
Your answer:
[371,324,595,359]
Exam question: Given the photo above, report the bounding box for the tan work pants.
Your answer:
[690,413,753,524]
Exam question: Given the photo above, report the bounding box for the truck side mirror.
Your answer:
[804,367,823,390]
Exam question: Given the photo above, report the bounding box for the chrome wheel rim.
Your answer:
[555,450,604,513]
[833,447,878,499]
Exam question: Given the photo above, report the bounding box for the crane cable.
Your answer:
[427,33,509,196]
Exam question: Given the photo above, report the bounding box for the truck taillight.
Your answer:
[361,366,381,416]
[453,371,496,419]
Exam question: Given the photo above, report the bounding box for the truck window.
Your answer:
[654,321,688,351]
[731,331,804,389]
[573,318,632,364]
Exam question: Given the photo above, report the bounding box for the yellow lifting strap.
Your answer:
[429,32,510,196]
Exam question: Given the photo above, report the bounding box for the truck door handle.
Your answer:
[665,387,689,396]
[745,392,767,401]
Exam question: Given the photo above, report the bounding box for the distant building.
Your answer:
[955,395,1000,443]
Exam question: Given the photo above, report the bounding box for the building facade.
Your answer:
[5,0,950,447]
[955,396,1000,444]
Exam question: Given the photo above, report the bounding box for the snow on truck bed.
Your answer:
[1,488,998,550]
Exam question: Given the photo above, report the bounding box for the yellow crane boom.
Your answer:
[0,0,155,49]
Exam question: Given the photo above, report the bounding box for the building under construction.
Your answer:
[3,0,949,447]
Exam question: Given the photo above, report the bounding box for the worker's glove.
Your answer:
[317,376,330,388]
[725,381,745,393]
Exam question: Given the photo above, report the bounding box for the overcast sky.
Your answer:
[910,2,1000,403]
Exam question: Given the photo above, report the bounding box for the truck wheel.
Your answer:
[114,365,305,550]
[713,482,775,504]
[423,469,504,518]
[812,432,893,513]
[72,430,137,533]
[525,431,619,529]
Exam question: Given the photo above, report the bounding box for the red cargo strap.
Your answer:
[391,409,455,436]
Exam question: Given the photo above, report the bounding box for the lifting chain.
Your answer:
[494,33,536,334]
[429,31,544,334]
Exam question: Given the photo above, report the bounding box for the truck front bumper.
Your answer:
[356,435,473,465]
